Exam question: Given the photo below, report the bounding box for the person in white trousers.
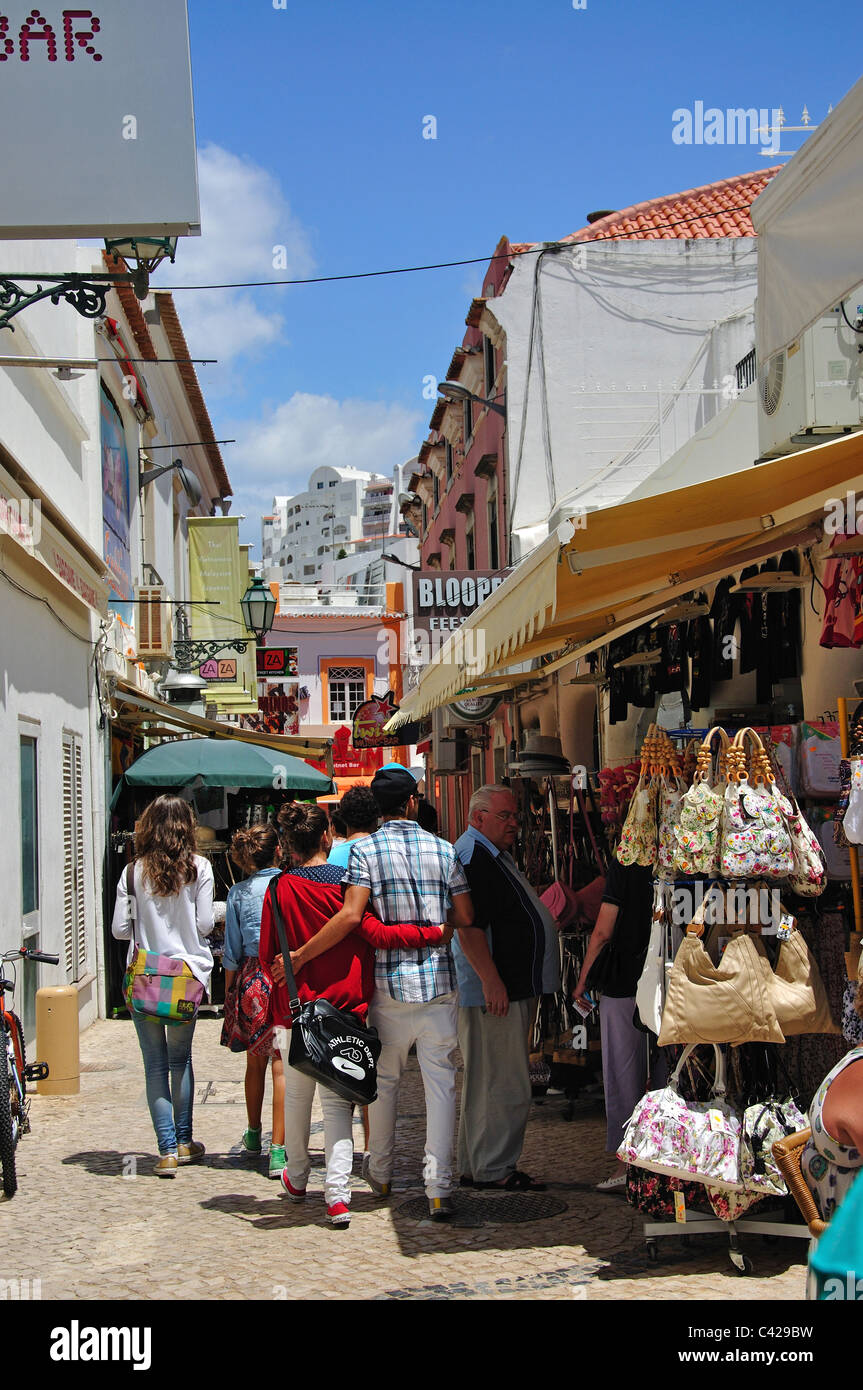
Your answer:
[288,766,474,1220]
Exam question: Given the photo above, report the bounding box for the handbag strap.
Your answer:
[128,861,138,950]
[267,876,302,1020]
[670,1041,726,1098]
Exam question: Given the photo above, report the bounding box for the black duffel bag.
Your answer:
[267,878,381,1105]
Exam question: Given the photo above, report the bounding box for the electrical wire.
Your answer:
[840,300,863,334]
[0,562,98,645]
[161,203,763,293]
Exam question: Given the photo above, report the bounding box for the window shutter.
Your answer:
[74,738,87,978]
[62,733,86,982]
[62,735,74,978]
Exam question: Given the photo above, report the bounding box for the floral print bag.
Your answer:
[617,1042,745,1191]
[672,727,729,876]
[719,728,794,881]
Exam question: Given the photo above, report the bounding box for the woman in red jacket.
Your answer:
[259,802,448,1228]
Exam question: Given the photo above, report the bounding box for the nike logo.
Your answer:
[332,1056,366,1081]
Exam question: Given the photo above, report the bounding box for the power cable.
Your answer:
[0,563,98,645]
[161,203,763,293]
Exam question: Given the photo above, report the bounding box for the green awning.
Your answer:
[122,737,334,794]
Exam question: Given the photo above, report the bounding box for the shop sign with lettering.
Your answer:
[411,570,505,634]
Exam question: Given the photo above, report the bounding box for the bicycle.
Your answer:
[1,946,58,1199]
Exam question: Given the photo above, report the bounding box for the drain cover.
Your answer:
[396,1190,567,1227]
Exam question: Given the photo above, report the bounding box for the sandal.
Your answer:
[476,1170,547,1192]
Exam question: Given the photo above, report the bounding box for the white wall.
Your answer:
[489,238,759,554]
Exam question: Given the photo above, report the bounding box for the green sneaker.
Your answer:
[241,1127,262,1156]
[268,1145,286,1179]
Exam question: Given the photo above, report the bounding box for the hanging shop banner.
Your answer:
[188,518,257,714]
[0,0,200,240]
[100,384,133,607]
[352,692,423,748]
[412,571,506,634]
[256,645,298,678]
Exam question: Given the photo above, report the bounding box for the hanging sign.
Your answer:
[447,694,503,724]
[352,691,422,748]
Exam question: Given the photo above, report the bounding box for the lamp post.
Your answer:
[0,237,179,333]
[437,380,507,418]
[170,577,276,674]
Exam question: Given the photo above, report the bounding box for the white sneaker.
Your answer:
[595,1172,627,1193]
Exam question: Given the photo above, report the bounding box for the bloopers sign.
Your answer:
[351,692,422,748]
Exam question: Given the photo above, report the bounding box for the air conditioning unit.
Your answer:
[757,303,863,459]
[135,585,173,661]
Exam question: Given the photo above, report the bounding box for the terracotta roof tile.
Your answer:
[561,168,779,244]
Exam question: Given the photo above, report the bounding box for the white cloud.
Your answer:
[225,393,424,547]
[157,143,314,365]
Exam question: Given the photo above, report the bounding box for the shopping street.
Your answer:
[4,1017,807,1303]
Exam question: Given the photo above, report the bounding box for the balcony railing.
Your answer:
[735,348,757,393]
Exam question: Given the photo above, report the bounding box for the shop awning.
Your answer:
[122,737,335,794]
[110,681,334,771]
[388,428,863,726]
[751,75,863,361]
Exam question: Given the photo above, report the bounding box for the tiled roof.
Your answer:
[562,169,779,244]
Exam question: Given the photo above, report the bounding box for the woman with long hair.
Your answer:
[112,795,215,1177]
[223,823,286,1177]
[259,801,450,1228]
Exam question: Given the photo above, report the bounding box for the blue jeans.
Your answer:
[133,1014,197,1155]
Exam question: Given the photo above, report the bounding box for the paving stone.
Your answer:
[0,1017,809,1301]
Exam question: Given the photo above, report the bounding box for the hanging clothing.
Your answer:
[710,575,740,682]
[687,598,713,711]
[820,549,863,649]
[655,619,689,698]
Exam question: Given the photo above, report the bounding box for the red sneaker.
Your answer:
[327,1201,351,1228]
[280,1169,306,1202]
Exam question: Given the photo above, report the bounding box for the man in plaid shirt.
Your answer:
[289,765,473,1218]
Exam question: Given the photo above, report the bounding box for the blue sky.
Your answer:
[159,0,863,548]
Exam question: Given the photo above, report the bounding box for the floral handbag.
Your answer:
[785,795,827,896]
[617,1043,745,1191]
[656,770,686,879]
[616,732,659,867]
[738,1096,807,1198]
[672,727,729,876]
[720,728,795,881]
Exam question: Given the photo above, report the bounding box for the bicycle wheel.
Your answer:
[0,1027,17,1198]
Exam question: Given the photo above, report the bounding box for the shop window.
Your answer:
[484,335,496,395]
[488,491,499,570]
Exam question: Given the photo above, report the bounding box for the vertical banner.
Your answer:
[100,384,133,616]
[187,518,258,714]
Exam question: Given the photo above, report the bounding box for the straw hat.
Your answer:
[195,825,228,854]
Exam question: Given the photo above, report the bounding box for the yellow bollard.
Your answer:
[35,986,80,1095]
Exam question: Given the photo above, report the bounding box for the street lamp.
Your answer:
[138,455,203,508]
[240,576,278,643]
[437,380,507,418]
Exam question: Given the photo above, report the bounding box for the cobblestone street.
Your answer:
[1,1017,810,1301]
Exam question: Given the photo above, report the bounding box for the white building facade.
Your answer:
[0,241,230,1039]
